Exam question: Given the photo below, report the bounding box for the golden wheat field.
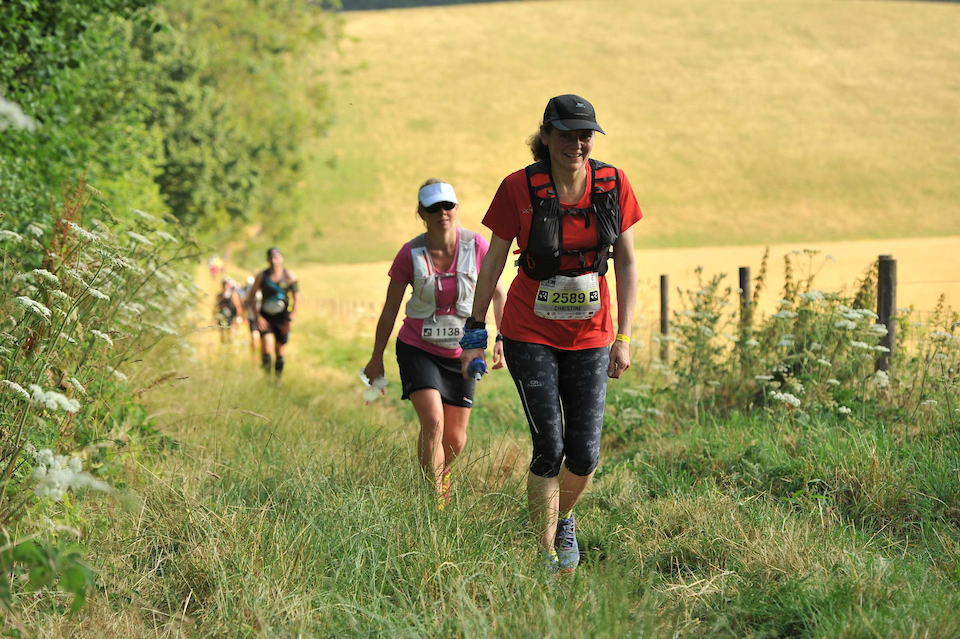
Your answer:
[297,0,960,267]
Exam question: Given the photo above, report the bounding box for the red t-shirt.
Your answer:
[482,163,642,350]
[389,230,490,358]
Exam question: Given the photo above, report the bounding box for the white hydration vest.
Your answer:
[405,229,477,321]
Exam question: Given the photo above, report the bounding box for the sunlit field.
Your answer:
[297,0,960,265]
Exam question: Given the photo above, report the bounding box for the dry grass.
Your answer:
[299,0,960,264]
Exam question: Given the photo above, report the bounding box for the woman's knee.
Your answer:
[562,451,599,477]
[529,441,564,478]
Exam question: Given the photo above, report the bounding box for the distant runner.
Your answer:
[248,247,300,382]
[460,95,642,573]
[363,179,506,510]
[215,278,244,344]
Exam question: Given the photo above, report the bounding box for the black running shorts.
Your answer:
[396,339,475,408]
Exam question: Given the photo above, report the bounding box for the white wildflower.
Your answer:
[90,329,114,347]
[707,380,721,388]
[0,96,38,131]
[772,363,790,373]
[920,399,938,406]
[67,222,98,242]
[722,332,739,342]
[69,377,86,396]
[870,324,889,336]
[755,375,775,381]
[0,230,23,243]
[874,345,891,353]
[699,326,714,336]
[154,230,177,243]
[778,336,795,347]
[1,380,31,400]
[107,366,128,383]
[933,352,948,361]
[800,290,824,303]
[49,289,71,303]
[30,269,59,287]
[844,311,862,321]
[872,370,890,388]
[745,339,759,347]
[680,310,695,317]
[817,358,832,367]
[735,287,743,294]
[26,224,44,238]
[773,311,798,319]
[126,231,153,246]
[838,406,852,415]
[30,449,111,501]
[810,342,823,351]
[87,287,110,302]
[770,391,801,408]
[855,309,879,320]
[930,331,954,341]
[834,320,857,330]
[28,385,81,413]
[837,304,852,314]
[15,296,51,320]
[131,208,157,223]
[851,341,871,350]
[64,267,88,287]
[645,408,664,417]
[826,378,840,386]
[778,299,794,307]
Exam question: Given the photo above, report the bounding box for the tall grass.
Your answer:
[0,175,199,629]
[23,250,959,637]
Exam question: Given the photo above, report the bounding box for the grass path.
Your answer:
[62,299,960,637]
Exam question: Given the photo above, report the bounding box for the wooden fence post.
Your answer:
[660,274,669,363]
[876,254,897,371]
[739,266,752,331]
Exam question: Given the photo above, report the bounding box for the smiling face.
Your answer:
[540,127,595,175]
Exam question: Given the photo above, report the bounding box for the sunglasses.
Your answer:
[423,201,456,214]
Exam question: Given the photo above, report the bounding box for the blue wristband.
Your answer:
[459,327,488,350]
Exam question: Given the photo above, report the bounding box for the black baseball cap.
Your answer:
[542,94,605,134]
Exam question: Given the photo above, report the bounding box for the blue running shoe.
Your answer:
[554,515,580,572]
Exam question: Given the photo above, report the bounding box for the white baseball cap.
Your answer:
[418,182,458,208]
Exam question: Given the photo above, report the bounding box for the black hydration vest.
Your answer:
[519,159,621,281]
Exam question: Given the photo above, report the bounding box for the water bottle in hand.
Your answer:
[467,358,486,382]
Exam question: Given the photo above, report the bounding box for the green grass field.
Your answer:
[295,0,960,265]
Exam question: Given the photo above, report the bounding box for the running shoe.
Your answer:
[554,514,580,572]
[543,549,559,576]
[437,467,451,511]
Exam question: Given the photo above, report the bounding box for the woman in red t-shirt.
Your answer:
[364,179,506,510]
[460,95,641,573]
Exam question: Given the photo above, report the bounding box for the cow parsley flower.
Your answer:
[873,370,890,388]
[28,385,81,413]
[87,287,110,302]
[826,378,840,385]
[755,375,775,381]
[31,450,110,500]
[851,341,871,350]
[744,339,759,347]
[69,377,86,396]
[834,320,857,330]
[769,391,801,408]
[1,380,31,400]
[0,230,23,243]
[817,358,832,367]
[921,399,938,406]
[773,311,798,319]
[856,309,879,320]
[131,208,157,222]
[26,224,44,238]
[90,329,114,347]
[838,406,852,415]
[15,296,51,320]
[870,324,889,336]
[107,366,128,383]
[127,231,153,246]
[800,290,824,303]
[67,222,98,242]
[874,345,891,353]
[154,230,177,243]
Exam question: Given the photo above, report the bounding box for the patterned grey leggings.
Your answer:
[503,337,609,478]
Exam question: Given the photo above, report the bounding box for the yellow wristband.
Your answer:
[615,333,631,344]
